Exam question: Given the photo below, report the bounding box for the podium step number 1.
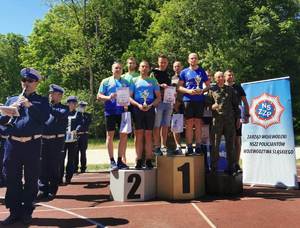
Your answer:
[178,162,190,194]
[157,156,205,200]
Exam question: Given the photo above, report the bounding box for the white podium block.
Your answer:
[110,169,157,202]
[157,155,205,200]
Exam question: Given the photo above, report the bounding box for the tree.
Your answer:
[0,33,26,103]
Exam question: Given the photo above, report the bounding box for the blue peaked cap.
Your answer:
[20,68,42,81]
[49,84,65,94]
[78,101,88,106]
[67,96,78,103]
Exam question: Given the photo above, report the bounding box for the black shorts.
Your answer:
[173,103,184,114]
[133,106,155,130]
[105,115,122,131]
[184,101,204,119]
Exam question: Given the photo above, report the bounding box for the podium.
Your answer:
[157,155,205,200]
[110,169,156,202]
[206,172,243,195]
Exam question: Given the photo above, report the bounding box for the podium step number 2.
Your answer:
[127,173,141,199]
[110,169,156,202]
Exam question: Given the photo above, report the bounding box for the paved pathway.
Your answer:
[86,147,300,165]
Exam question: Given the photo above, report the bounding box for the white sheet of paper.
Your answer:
[116,87,130,106]
[163,86,176,104]
[0,106,20,117]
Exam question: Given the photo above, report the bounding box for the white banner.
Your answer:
[241,77,298,188]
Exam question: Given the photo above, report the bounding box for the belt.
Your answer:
[77,131,89,135]
[42,134,65,139]
[10,135,42,143]
[1,135,9,139]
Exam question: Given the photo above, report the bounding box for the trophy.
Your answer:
[195,75,202,92]
[141,90,149,108]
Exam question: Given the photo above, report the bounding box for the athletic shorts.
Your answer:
[154,102,173,128]
[133,106,155,130]
[105,114,121,131]
[183,101,204,119]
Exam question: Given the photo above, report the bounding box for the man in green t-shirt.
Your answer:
[122,57,139,83]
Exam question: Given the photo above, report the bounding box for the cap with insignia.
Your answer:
[67,96,78,103]
[78,101,88,106]
[49,84,65,94]
[20,68,42,81]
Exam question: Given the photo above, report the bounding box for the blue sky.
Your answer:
[0,0,50,36]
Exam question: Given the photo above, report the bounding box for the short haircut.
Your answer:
[140,60,150,66]
[224,69,234,76]
[127,57,136,62]
[158,54,168,60]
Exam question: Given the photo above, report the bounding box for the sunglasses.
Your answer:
[21,78,36,83]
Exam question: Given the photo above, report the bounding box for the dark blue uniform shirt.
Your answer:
[67,111,83,132]
[77,112,92,133]
[44,103,69,135]
[0,92,50,136]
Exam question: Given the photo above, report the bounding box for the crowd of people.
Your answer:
[0,52,249,225]
[97,53,250,174]
[0,71,91,225]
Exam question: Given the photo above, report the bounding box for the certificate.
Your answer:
[163,86,176,104]
[116,87,130,106]
[0,106,20,117]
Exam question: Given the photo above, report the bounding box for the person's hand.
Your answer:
[19,97,32,108]
[212,103,219,110]
[195,89,203,95]
[124,106,128,112]
[110,93,117,100]
[160,83,168,89]
[188,89,198,95]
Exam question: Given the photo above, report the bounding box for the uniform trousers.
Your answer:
[39,137,64,195]
[3,138,41,215]
[210,116,236,171]
[75,134,88,172]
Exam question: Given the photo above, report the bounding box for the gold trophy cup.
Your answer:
[142,90,149,108]
[195,75,202,92]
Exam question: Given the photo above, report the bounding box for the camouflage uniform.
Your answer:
[208,84,240,172]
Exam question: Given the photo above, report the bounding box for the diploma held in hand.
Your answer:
[116,87,130,106]
[163,86,176,104]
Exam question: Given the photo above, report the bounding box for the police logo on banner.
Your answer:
[249,93,284,129]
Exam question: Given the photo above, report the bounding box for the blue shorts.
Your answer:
[154,102,173,128]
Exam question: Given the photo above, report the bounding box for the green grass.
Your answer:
[88,137,135,149]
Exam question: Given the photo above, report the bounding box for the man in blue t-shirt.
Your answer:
[178,53,210,155]
[130,60,161,169]
[97,62,132,171]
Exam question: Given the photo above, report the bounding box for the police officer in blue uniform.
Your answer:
[0,68,50,225]
[75,101,92,173]
[38,84,69,200]
[60,96,82,184]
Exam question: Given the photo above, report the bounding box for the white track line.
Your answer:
[0,201,169,214]
[71,176,109,180]
[191,203,216,228]
[38,202,107,228]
